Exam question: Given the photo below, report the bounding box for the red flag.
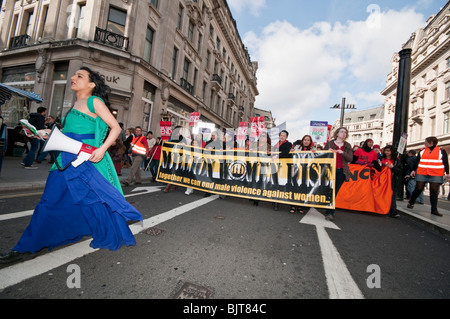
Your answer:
[160,121,172,141]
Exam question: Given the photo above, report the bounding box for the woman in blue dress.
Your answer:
[0,67,142,263]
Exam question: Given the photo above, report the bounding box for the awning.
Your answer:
[0,82,43,106]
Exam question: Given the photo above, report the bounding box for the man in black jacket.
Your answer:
[22,107,47,169]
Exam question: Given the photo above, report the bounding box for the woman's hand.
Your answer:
[89,146,107,163]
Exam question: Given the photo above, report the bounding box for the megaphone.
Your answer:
[42,126,97,168]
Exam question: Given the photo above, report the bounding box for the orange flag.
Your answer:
[336,164,392,215]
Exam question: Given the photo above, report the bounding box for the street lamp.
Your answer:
[331,97,356,126]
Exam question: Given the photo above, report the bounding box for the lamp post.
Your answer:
[331,97,356,126]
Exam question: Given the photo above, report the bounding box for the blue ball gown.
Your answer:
[13,96,142,253]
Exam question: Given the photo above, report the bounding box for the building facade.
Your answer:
[333,106,385,147]
[0,0,258,136]
[381,2,450,153]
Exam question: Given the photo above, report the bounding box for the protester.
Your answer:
[163,126,186,193]
[123,126,149,186]
[352,138,379,167]
[149,137,162,182]
[272,130,292,211]
[123,128,134,168]
[404,150,424,204]
[109,137,126,176]
[145,131,156,169]
[407,136,450,216]
[252,131,272,206]
[381,145,402,218]
[323,127,353,221]
[35,115,60,163]
[373,144,382,161]
[289,135,314,214]
[22,106,47,169]
[0,67,142,263]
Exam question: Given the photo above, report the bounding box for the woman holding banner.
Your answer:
[0,67,142,263]
[407,136,450,216]
[289,135,314,214]
[382,145,403,218]
[323,127,353,221]
[352,138,379,167]
[272,130,292,211]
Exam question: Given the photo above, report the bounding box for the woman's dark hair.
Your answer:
[80,66,111,110]
[425,136,438,147]
[382,145,397,159]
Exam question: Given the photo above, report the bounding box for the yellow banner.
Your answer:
[156,142,336,208]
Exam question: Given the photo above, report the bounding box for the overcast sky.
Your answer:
[227,0,447,141]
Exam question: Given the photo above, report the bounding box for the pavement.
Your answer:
[1,154,450,237]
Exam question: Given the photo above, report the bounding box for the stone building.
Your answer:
[334,105,385,148]
[381,2,450,153]
[0,0,258,136]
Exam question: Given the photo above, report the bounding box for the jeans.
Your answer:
[407,177,424,203]
[149,160,160,180]
[326,168,346,216]
[23,138,40,166]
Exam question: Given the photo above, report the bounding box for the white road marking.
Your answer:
[0,195,218,291]
[0,186,162,222]
[0,210,34,221]
[300,209,364,299]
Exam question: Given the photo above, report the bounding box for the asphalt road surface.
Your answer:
[0,184,449,305]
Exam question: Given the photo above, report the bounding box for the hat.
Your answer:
[373,144,380,149]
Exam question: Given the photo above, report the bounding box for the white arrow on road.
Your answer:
[124,186,162,198]
[0,186,161,222]
[300,209,364,299]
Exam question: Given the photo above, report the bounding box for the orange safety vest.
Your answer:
[130,135,147,156]
[417,147,445,176]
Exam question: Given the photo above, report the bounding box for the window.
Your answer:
[444,111,450,134]
[143,26,154,63]
[216,37,221,51]
[37,5,48,39]
[150,0,159,8]
[24,9,34,36]
[75,3,86,38]
[107,7,127,35]
[188,20,194,42]
[202,81,207,101]
[171,47,178,78]
[183,59,190,81]
[177,5,183,30]
[206,50,211,70]
[193,69,198,92]
[197,33,202,52]
[446,81,450,100]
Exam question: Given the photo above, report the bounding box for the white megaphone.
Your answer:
[42,126,97,168]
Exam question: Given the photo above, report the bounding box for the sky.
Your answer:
[227,0,448,141]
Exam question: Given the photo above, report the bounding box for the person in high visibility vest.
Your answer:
[123,126,149,186]
[407,136,449,216]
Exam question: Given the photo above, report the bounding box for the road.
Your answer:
[0,183,449,304]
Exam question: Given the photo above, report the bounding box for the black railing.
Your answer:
[211,74,222,85]
[180,78,193,94]
[94,27,129,51]
[9,34,31,50]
